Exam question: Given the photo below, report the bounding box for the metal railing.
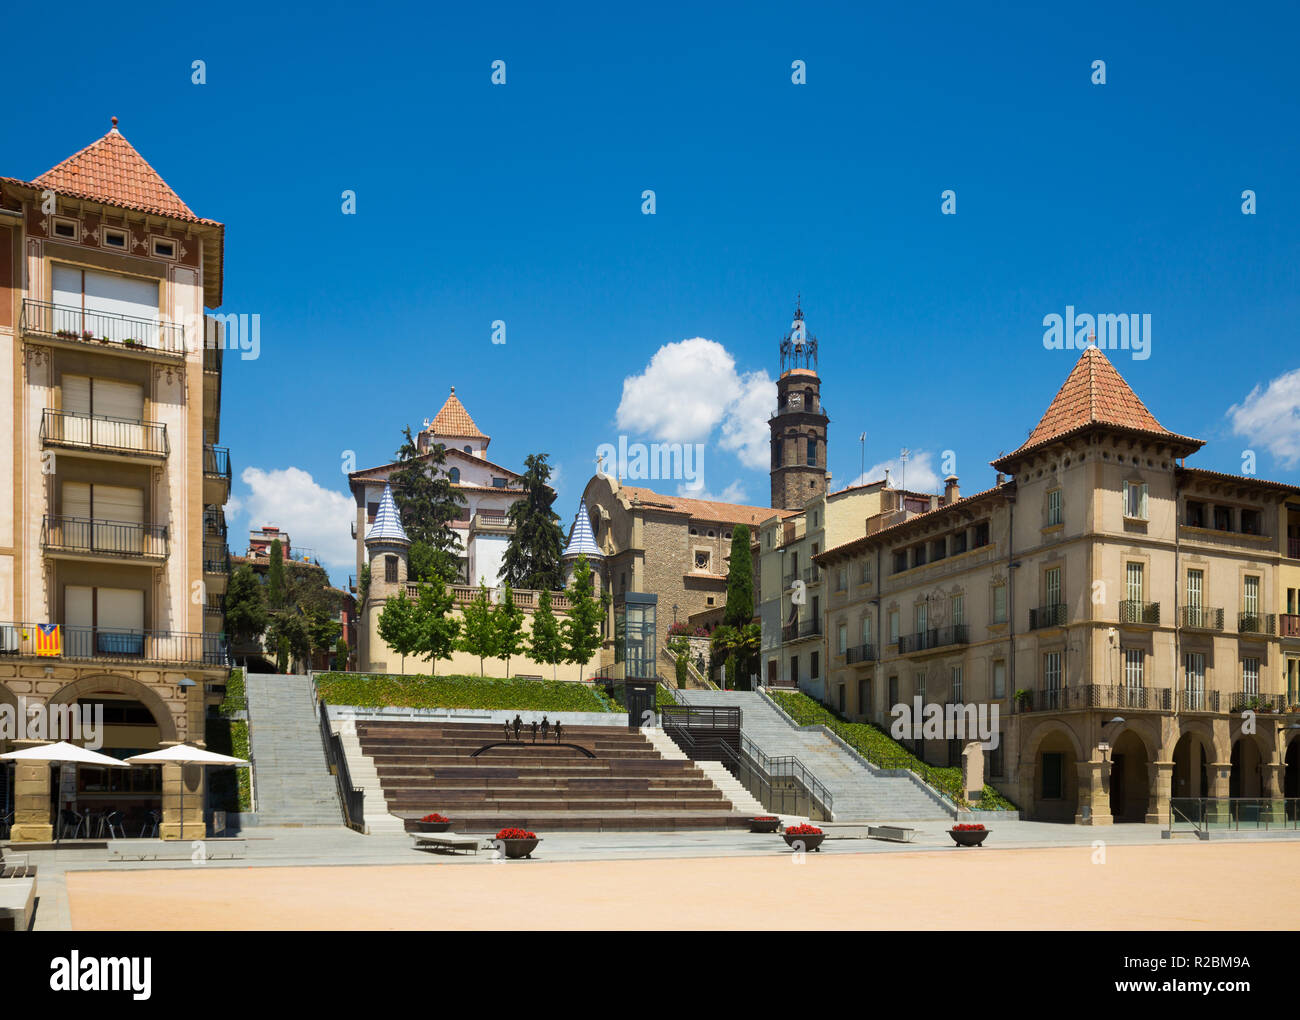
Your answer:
[1028,604,1066,630]
[42,515,168,559]
[1120,600,1160,625]
[770,399,826,419]
[1170,797,1300,835]
[1237,612,1276,636]
[204,444,232,482]
[41,409,169,457]
[0,621,226,665]
[1282,614,1300,639]
[740,733,834,820]
[781,618,821,641]
[1015,684,1172,713]
[1289,537,1300,559]
[21,298,186,356]
[315,697,363,832]
[1181,606,1224,631]
[1229,691,1285,713]
[203,508,227,538]
[203,542,229,574]
[845,643,876,664]
[897,624,969,654]
[1177,689,1221,712]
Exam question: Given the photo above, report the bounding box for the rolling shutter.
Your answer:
[92,379,144,450]
[97,587,144,632]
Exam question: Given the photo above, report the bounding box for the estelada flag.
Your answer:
[35,623,61,656]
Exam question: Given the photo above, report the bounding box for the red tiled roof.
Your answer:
[618,484,793,526]
[430,387,485,438]
[33,124,214,224]
[996,347,1201,467]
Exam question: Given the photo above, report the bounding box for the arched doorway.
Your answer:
[1172,730,1213,799]
[1286,738,1300,798]
[1108,729,1152,822]
[1029,726,1079,822]
[1229,735,1265,798]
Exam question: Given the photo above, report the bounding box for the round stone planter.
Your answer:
[496,837,541,859]
[411,820,452,833]
[749,817,781,833]
[781,832,825,852]
[948,828,990,847]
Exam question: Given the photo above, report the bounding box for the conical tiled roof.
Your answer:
[563,499,602,559]
[364,484,409,545]
[995,346,1201,468]
[33,121,206,223]
[430,387,485,438]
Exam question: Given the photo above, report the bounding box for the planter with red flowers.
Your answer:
[948,823,989,847]
[781,823,825,852]
[749,815,780,833]
[495,827,541,859]
[411,812,452,833]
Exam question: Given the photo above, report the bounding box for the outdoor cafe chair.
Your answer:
[104,811,125,839]
[59,808,85,839]
[139,809,161,838]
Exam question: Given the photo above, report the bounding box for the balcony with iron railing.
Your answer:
[845,643,876,665]
[0,621,226,666]
[1177,689,1221,712]
[781,618,822,643]
[40,409,169,460]
[203,542,230,574]
[1119,600,1160,625]
[203,444,231,481]
[42,515,168,562]
[1237,612,1276,636]
[1015,684,1172,713]
[203,507,227,539]
[1229,691,1286,713]
[896,624,969,654]
[1028,603,1067,630]
[1288,536,1300,559]
[20,298,186,359]
[1181,606,1224,631]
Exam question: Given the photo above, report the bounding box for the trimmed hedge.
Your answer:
[205,717,251,812]
[316,672,610,713]
[220,667,246,714]
[768,690,1017,810]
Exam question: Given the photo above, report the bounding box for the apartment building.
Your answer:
[0,120,230,840]
[816,345,1300,824]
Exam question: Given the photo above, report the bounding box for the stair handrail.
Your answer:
[312,683,365,833]
[739,732,834,819]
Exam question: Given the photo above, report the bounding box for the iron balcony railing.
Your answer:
[1177,689,1221,712]
[1229,691,1285,713]
[42,515,168,560]
[781,618,821,642]
[203,542,230,574]
[1028,603,1067,630]
[40,409,169,458]
[802,566,820,584]
[1181,606,1224,631]
[1120,599,1160,625]
[1289,537,1300,559]
[1016,684,1172,713]
[0,621,226,665]
[203,508,227,539]
[897,624,969,654]
[21,298,185,356]
[845,643,876,664]
[204,444,232,482]
[1237,612,1276,636]
[782,572,797,589]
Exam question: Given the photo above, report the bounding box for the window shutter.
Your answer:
[97,587,145,631]
[1139,484,1149,519]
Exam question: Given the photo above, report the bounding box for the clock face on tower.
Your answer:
[789,393,802,408]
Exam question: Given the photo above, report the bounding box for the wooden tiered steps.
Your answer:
[358,721,751,832]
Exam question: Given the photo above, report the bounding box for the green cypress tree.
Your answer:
[562,555,606,682]
[389,427,467,581]
[267,539,285,611]
[500,453,566,590]
[722,524,754,627]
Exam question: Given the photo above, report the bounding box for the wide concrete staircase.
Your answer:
[675,689,952,822]
[358,720,752,832]
[245,673,345,827]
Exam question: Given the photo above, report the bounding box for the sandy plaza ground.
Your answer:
[61,838,1299,930]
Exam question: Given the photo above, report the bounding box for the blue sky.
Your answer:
[5,1,1298,584]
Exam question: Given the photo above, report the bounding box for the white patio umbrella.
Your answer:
[0,741,130,842]
[125,744,249,840]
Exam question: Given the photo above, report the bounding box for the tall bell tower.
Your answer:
[769,300,830,510]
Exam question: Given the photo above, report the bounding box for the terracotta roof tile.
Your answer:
[430,387,485,438]
[619,484,793,526]
[33,124,212,224]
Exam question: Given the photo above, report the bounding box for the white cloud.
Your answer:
[678,479,747,504]
[1227,369,1300,468]
[848,450,942,493]
[236,466,355,570]
[616,337,774,469]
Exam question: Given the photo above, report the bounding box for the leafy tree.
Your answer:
[529,587,565,681]
[225,564,268,662]
[267,611,309,672]
[307,605,342,668]
[457,580,498,676]
[407,540,443,584]
[267,539,285,611]
[376,589,420,674]
[276,636,289,674]
[710,622,760,690]
[411,580,460,675]
[561,555,606,681]
[722,525,754,628]
[335,637,350,671]
[500,453,566,590]
[388,426,466,581]
[493,583,527,677]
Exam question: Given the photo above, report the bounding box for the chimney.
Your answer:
[944,475,959,504]
[995,471,1006,486]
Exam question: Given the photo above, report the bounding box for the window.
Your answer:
[1043,651,1062,707]
[860,560,872,583]
[694,550,710,571]
[384,555,398,582]
[1124,648,1144,696]
[103,227,127,249]
[150,237,175,259]
[950,666,963,704]
[835,567,847,592]
[992,660,1006,698]
[837,623,847,655]
[52,265,160,343]
[972,522,990,547]
[951,530,967,555]
[888,609,899,644]
[1289,657,1299,705]
[1045,567,1061,608]
[1041,752,1064,799]
[1241,509,1261,535]
[914,671,926,703]
[1123,480,1149,520]
[366,501,378,522]
[1126,562,1145,603]
[861,616,872,646]
[812,511,819,528]
[1185,652,1205,709]
[888,675,899,706]
[992,584,1007,624]
[1047,489,1062,526]
[806,438,816,466]
[1213,505,1232,531]
[53,217,77,239]
[448,467,460,483]
[492,477,507,488]
[990,735,1005,778]
[1186,500,1205,528]
[810,651,819,680]
[790,656,799,685]
[915,602,928,636]
[951,593,964,627]
[1243,575,1260,615]
[930,538,946,562]
[913,544,927,568]
[463,445,472,454]
[1243,657,1260,695]
[1187,569,1203,610]
[892,550,908,574]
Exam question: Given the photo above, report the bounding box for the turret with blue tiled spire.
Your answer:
[365,483,410,595]
[365,484,409,546]
[562,498,603,588]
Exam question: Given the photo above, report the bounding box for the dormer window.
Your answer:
[53,218,77,239]
[103,227,127,249]
[448,467,460,483]
[463,445,472,454]
[151,237,175,259]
